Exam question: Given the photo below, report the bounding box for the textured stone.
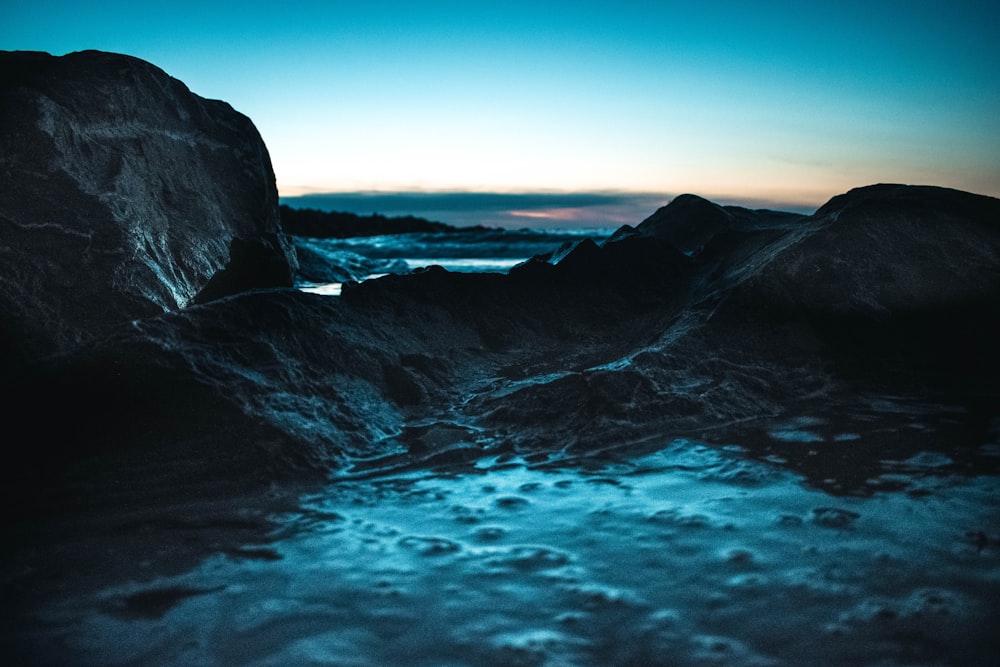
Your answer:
[0,50,295,367]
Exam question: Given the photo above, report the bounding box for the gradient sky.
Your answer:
[3,0,999,224]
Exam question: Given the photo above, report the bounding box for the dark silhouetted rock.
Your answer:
[635,194,735,254]
[459,185,1000,478]
[711,184,1000,388]
[724,184,1000,317]
[0,50,296,369]
[633,193,805,255]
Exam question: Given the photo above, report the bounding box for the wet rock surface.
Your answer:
[0,50,295,368]
[5,448,999,666]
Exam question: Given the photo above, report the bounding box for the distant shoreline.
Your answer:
[280,190,819,230]
[280,205,460,238]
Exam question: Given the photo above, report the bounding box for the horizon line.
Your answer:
[279,189,827,221]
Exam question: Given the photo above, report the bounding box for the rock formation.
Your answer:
[709,184,1000,389]
[2,51,999,515]
[10,181,999,511]
[0,50,296,369]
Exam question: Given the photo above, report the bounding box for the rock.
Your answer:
[632,193,805,255]
[2,284,504,513]
[3,51,998,506]
[725,184,1000,318]
[711,184,1000,387]
[462,185,1000,474]
[6,181,1000,512]
[0,50,296,369]
[634,194,736,254]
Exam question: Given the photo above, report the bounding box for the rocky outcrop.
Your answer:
[2,50,997,509]
[0,50,296,368]
[17,183,999,500]
[5,182,999,514]
[708,184,1000,388]
[723,184,1000,317]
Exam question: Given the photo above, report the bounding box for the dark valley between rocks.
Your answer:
[2,51,999,666]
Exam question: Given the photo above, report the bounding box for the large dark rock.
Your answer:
[721,184,1000,317]
[0,50,296,368]
[710,184,1000,387]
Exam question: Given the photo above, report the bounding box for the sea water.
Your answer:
[296,227,614,296]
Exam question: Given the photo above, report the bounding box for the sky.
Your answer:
[3,0,999,226]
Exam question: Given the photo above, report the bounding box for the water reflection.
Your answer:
[6,441,998,665]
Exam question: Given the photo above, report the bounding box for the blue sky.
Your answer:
[3,1,999,225]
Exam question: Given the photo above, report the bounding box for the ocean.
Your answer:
[296,226,614,295]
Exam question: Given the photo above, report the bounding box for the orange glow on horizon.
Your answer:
[507,208,585,221]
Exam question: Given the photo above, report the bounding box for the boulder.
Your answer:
[726,184,1000,317]
[710,184,1000,386]
[632,193,805,255]
[0,50,296,369]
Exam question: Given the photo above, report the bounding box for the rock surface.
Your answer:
[0,50,296,368]
[630,193,805,254]
[8,183,999,512]
[710,184,1000,388]
[3,53,999,515]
